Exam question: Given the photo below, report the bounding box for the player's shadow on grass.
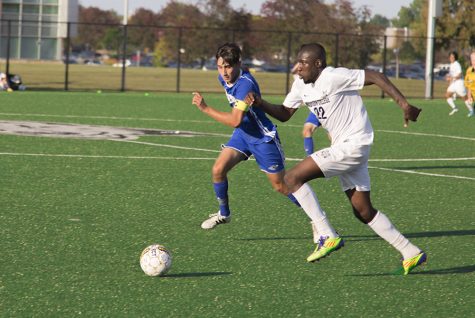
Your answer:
[237,236,308,241]
[348,264,475,277]
[162,271,232,278]
[238,229,475,242]
[345,229,475,242]
[411,265,475,275]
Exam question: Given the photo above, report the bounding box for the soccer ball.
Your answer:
[139,244,172,276]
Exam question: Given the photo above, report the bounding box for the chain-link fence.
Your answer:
[1,19,472,98]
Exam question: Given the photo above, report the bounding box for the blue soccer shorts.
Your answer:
[224,131,285,174]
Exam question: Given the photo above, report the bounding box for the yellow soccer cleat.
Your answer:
[401,251,427,275]
[307,236,344,262]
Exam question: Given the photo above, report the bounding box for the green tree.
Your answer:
[197,0,251,66]
[370,14,390,28]
[154,0,252,67]
[101,27,122,51]
[75,5,121,50]
[127,8,161,52]
[395,0,475,63]
[156,1,206,65]
[253,0,334,63]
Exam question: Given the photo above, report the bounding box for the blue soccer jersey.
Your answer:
[218,70,277,144]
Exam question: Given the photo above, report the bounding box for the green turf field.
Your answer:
[0,91,474,317]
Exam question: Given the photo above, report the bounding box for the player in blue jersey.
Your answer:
[192,43,321,236]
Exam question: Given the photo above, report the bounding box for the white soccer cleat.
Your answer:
[449,108,459,116]
[201,212,231,229]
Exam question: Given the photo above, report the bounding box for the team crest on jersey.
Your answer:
[226,93,237,105]
[306,93,330,108]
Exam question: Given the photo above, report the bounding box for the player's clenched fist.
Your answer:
[192,92,207,111]
[403,104,422,127]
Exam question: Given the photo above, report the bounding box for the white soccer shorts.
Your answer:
[310,143,371,192]
[447,80,467,97]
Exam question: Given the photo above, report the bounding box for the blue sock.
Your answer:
[213,181,230,217]
[304,137,314,155]
[287,193,301,207]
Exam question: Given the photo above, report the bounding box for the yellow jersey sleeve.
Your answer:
[234,100,251,112]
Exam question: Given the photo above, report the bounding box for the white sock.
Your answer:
[311,221,320,243]
[465,100,474,111]
[292,183,338,238]
[368,211,421,260]
[447,97,457,109]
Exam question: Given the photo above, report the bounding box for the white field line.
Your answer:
[1,112,474,141]
[368,157,475,162]
[0,112,216,125]
[375,129,475,141]
[110,139,221,153]
[2,151,472,164]
[368,166,475,181]
[0,152,216,160]
[0,114,473,180]
[0,150,473,181]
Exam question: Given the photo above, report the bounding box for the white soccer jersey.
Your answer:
[284,67,374,146]
[449,61,463,82]
[447,61,466,95]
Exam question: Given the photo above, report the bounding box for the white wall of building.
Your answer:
[0,0,78,60]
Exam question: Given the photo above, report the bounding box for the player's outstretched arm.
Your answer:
[192,92,244,128]
[364,70,422,126]
[244,92,297,122]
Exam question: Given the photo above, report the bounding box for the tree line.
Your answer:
[74,0,475,68]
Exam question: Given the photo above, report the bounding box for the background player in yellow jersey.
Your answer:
[464,51,475,118]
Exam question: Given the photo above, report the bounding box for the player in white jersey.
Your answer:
[445,51,473,116]
[245,43,426,275]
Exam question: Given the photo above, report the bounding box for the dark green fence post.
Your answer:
[121,24,128,92]
[285,32,292,95]
[176,27,182,93]
[381,35,387,99]
[6,20,11,75]
[334,33,339,67]
[64,22,71,91]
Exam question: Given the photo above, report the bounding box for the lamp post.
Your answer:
[123,0,129,26]
[425,0,442,99]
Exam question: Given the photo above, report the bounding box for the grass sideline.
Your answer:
[0,91,474,317]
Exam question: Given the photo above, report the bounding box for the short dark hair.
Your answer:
[299,43,327,68]
[216,43,241,66]
[449,51,458,60]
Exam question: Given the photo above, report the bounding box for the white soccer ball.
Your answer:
[139,244,172,276]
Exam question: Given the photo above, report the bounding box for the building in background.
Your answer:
[0,0,78,60]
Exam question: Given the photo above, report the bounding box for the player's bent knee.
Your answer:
[212,164,226,179]
[284,173,300,189]
[271,182,287,194]
[354,208,377,224]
